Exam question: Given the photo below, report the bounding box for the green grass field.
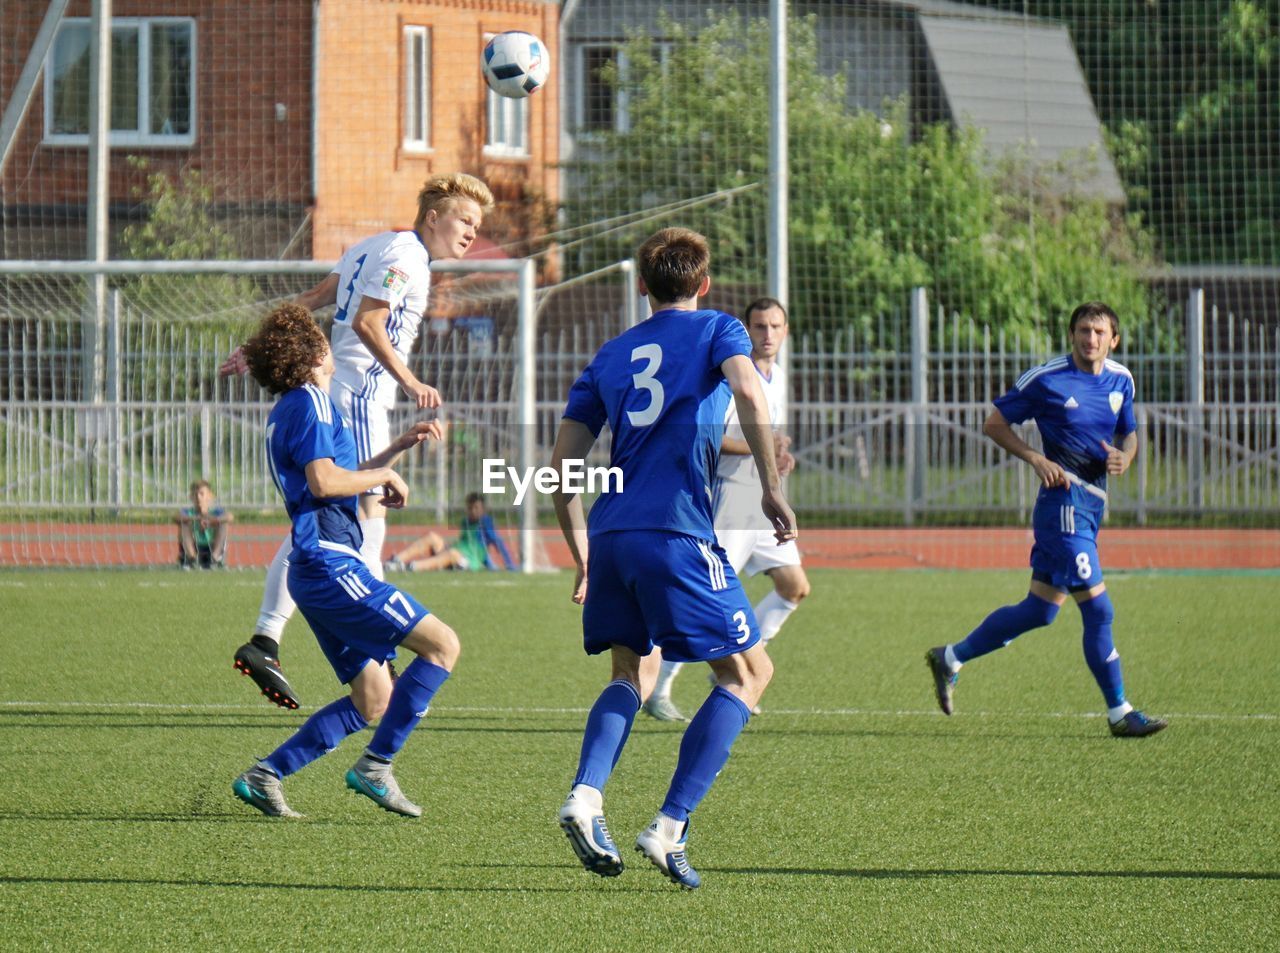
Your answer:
[1,569,1276,951]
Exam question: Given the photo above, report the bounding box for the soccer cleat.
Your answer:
[233,641,300,710]
[232,766,302,818]
[642,695,687,723]
[557,791,623,877]
[925,646,958,715]
[1109,709,1168,738]
[635,815,701,889]
[345,755,422,817]
[383,557,405,573]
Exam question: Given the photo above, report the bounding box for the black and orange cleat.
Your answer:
[233,640,299,710]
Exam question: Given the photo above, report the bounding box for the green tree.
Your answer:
[972,0,1279,265]
[562,13,1156,342]
[120,157,260,319]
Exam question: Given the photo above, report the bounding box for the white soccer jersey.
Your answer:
[716,362,786,489]
[713,360,800,574]
[329,230,432,409]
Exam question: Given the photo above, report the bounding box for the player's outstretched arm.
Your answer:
[722,354,797,542]
[294,272,340,312]
[550,420,597,603]
[359,420,444,471]
[983,408,1066,488]
[305,458,406,503]
[351,295,441,410]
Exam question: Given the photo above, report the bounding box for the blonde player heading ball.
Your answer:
[220,173,494,709]
[645,298,811,722]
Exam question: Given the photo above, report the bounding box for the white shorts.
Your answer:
[331,384,391,494]
[715,526,802,578]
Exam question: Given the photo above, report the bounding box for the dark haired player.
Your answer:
[926,302,1167,738]
[551,228,797,888]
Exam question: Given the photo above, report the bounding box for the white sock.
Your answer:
[652,811,687,839]
[755,590,799,644]
[254,535,296,640]
[651,659,684,700]
[360,516,387,581]
[1108,701,1133,723]
[569,783,603,808]
[943,644,962,672]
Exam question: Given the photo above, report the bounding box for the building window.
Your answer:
[578,44,622,133]
[44,17,195,147]
[403,26,430,152]
[483,36,528,157]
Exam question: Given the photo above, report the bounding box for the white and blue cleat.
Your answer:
[635,814,701,889]
[558,789,623,877]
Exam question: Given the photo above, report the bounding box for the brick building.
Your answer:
[0,0,559,261]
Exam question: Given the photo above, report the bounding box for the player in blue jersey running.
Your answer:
[925,301,1167,738]
[550,228,797,888]
[230,303,461,819]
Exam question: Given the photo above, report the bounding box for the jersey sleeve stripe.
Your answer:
[1014,356,1070,390]
[1103,358,1134,381]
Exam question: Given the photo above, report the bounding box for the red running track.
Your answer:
[3,523,1278,570]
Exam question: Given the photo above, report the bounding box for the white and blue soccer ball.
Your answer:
[482,31,550,99]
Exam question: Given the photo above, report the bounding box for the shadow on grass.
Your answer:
[0,873,580,894]
[0,810,392,826]
[709,865,1280,882]
[464,861,1278,882]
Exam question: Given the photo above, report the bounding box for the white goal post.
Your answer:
[0,256,543,572]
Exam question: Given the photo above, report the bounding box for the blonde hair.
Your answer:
[416,173,495,227]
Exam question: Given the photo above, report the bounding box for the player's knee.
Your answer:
[1078,591,1114,627]
[1022,594,1060,628]
[352,677,392,722]
[432,622,461,669]
[778,575,810,602]
[748,647,774,692]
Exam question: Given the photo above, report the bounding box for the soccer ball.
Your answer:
[481,31,549,99]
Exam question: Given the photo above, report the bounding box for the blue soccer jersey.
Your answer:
[994,355,1137,499]
[265,382,430,684]
[265,383,364,565]
[562,308,752,539]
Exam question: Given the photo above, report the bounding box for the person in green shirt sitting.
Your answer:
[175,479,233,569]
[384,493,516,572]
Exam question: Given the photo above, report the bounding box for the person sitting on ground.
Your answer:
[384,493,516,572]
[175,479,233,569]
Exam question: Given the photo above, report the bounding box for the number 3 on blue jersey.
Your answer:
[627,343,665,427]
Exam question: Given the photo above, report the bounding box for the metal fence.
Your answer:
[3,280,1276,526]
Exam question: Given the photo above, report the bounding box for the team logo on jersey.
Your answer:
[382,266,410,294]
[1108,391,1124,414]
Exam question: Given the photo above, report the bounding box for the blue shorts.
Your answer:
[1029,491,1104,592]
[288,554,430,684]
[582,530,759,664]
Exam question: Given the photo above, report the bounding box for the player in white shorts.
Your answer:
[219,172,494,709]
[644,297,812,721]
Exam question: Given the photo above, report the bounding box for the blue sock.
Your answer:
[263,696,368,778]
[572,679,641,791]
[953,593,1060,663]
[366,658,450,761]
[1080,591,1126,707]
[661,687,752,823]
